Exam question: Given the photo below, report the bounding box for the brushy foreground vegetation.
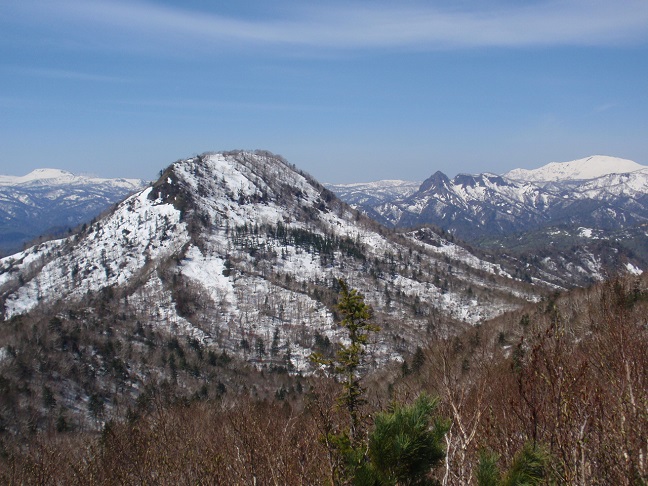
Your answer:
[1,275,647,485]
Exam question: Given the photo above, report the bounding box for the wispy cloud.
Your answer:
[593,102,621,113]
[8,0,648,55]
[5,66,131,83]
[111,98,336,113]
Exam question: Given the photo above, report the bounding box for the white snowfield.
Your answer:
[502,155,648,205]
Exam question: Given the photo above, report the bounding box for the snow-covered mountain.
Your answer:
[505,155,645,184]
[0,168,148,255]
[0,151,538,374]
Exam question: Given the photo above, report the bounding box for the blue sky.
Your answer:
[1,0,647,183]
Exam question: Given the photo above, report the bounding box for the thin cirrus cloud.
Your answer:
[110,98,335,113]
[4,66,131,83]
[593,102,622,113]
[10,0,648,54]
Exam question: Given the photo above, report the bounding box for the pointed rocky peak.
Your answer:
[419,171,451,193]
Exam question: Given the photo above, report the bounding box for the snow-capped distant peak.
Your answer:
[0,168,146,188]
[504,156,646,183]
[21,168,75,181]
[0,168,75,185]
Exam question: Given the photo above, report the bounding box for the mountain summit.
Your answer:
[0,168,76,185]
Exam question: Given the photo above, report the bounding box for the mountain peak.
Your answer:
[504,155,646,183]
[419,171,450,193]
[24,168,74,179]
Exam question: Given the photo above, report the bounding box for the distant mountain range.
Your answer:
[0,169,147,255]
[323,180,422,208]
[328,156,648,237]
[327,155,648,283]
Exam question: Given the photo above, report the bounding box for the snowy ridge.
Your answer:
[574,169,648,199]
[505,155,646,183]
[0,168,145,189]
[1,187,188,317]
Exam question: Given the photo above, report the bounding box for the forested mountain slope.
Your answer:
[2,258,645,485]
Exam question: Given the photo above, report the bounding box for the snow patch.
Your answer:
[626,262,643,275]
